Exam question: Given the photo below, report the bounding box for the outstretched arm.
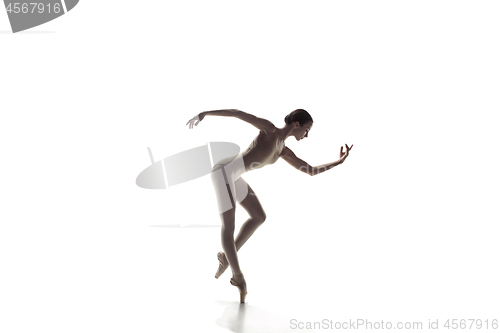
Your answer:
[280,144,353,176]
[186,109,275,133]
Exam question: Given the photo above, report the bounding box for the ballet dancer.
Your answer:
[186,109,353,303]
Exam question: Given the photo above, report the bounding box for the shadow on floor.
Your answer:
[149,224,220,228]
[0,31,56,34]
[214,301,314,333]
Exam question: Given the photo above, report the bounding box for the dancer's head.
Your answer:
[284,109,313,141]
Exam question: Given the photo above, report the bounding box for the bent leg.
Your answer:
[234,179,267,251]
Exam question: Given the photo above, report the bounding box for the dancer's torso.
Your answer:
[241,129,285,172]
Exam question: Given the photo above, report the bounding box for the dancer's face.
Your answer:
[294,121,313,141]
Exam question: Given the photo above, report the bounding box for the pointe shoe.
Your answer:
[215,252,229,279]
[230,274,247,303]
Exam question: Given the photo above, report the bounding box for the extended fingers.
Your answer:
[186,117,198,129]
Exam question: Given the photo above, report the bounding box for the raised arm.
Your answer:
[187,109,275,133]
[280,144,353,176]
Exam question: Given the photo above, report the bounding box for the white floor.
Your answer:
[2,192,499,333]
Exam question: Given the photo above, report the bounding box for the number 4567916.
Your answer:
[6,3,61,14]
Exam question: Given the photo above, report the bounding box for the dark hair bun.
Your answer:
[284,109,313,126]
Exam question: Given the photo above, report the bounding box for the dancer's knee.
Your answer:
[253,211,266,225]
[221,223,235,234]
[220,208,236,232]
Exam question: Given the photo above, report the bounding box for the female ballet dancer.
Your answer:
[186,109,353,303]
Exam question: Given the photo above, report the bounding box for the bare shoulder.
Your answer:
[254,116,276,135]
[237,111,276,134]
[258,125,278,143]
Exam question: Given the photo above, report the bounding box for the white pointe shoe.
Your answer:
[215,252,229,279]
[230,273,247,303]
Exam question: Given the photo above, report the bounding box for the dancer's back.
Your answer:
[241,129,285,172]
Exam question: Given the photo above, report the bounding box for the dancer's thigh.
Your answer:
[211,167,235,215]
[237,181,266,220]
[211,153,248,215]
[234,176,250,205]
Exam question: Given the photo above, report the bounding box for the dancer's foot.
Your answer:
[215,252,229,279]
[230,273,247,303]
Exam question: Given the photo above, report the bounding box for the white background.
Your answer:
[1,1,499,332]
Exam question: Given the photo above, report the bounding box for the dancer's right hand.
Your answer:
[339,144,353,163]
[186,112,206,129]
